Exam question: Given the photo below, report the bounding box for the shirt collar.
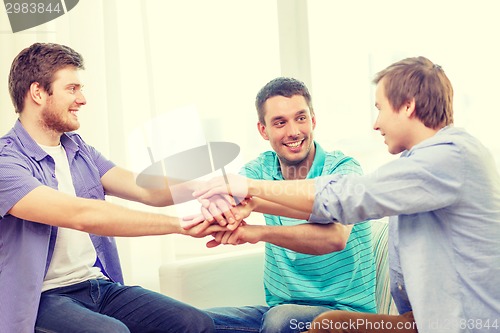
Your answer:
[271,141,326,180]
[13,119,80,161]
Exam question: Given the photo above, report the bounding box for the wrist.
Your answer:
[247,178,258,197]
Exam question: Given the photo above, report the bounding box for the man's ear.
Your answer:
[29,82,46,106]
[312,115,316,129]
[257,122,269,140]
[404,98,416,118]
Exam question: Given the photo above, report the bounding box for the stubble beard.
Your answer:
[41,103,79,134]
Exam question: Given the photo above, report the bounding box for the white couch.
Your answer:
[159,219,397,314]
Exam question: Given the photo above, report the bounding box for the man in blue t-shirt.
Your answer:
[204,77,376,333]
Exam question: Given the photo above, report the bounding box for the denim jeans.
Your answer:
[35,279,214,333]
[305,310,417,333]
[205,304,332,333]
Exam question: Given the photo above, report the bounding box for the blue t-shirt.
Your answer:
[241,142,376,312]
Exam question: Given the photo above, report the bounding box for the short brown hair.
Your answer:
[255,77,314,124]
[373,56,453,129]
[8,43,84,113]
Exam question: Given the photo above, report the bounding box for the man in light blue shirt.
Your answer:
[195,57,500,333]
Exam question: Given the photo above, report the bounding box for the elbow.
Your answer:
[67,200,102,233]
[313,236,348,255]
[331,237,348,252]
[321,238,347,254]
[318,223,351,254]
[70,212,95,233]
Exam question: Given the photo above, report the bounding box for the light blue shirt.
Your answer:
[0,120,123,333]
[312,127,500,333]
[242,142,376,312]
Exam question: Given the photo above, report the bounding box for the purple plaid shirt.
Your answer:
[0,120,123,333]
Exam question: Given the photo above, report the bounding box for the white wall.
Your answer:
[1,0,499,291]
[307,0,500,173]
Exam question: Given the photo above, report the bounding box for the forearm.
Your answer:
[102,166,199,207]
[73,198,183,236]
[248,178,316,213]
[9,186,183,237]
[140,180,198,207]
[249,223,350,255]
[251,197,311,220]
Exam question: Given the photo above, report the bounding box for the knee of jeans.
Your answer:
[91,320,130,333]
[35,320,130,333]
[178,307,215,333]
[261,305,304,333]
[108,322,130,333]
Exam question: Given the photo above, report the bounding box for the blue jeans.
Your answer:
[35,279,214,333]
[205,304,332,333]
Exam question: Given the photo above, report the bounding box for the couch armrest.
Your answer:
[159,248,266,309]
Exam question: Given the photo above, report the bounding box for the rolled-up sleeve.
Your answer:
[308,175,342,223]
[0,154,43,217]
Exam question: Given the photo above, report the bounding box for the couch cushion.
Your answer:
[371,219,398,315]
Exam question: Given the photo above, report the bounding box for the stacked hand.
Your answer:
[182,174,254,247]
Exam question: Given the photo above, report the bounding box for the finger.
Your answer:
[182,213,201,221]
[214,198,236,225]
[208,201,227,226]
[220,231,233,244]
[180,214,205,229]
[196,188,225,200]
[201,206,215,223]
[230,206,242,222]
[221,193,236,206]
[197,198,211,208]
[227,231,242,245]
[208,203,227,227]
[227,218,243,231]
[206,239,221,248]
[213,231,225,244]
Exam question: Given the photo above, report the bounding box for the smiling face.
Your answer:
[41,66,86,134]
[373,79,413,154]
[258,94,316,169]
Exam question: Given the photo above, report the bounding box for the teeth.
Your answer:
[286,141,301,147]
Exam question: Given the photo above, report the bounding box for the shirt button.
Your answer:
[52,174,56,178]
[398,283,403,291]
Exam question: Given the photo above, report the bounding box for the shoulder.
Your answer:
[407,127,477,167]
[0,130,30,164]
[241,150,277,179]
[322,149,363,176]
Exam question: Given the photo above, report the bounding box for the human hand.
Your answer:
[181,218,229,238]
[198,194,239,228]
[198,195,254,230]
[193,174,249,204]
[181,193,238,229]
[205,221,247,248]
[205,221,260,248]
